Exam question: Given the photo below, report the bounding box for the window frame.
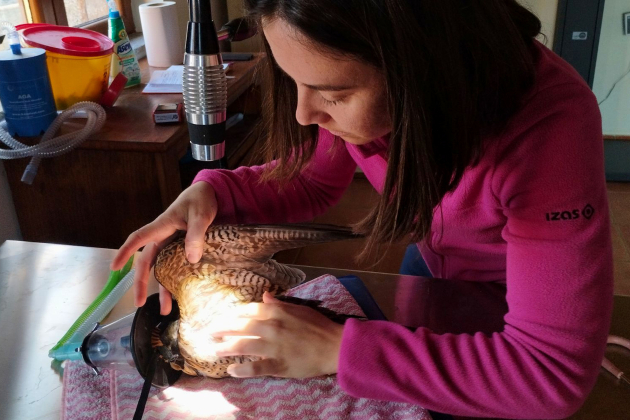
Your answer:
[27,0,135,34]
[29,0,68,26]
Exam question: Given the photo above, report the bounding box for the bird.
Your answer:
[152,223,361,378]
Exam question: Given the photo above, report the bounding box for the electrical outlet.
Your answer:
[624,12,630,35]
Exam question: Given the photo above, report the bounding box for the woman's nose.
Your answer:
[295,87,329,126]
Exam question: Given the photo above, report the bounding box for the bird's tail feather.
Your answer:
[214,223,362,254]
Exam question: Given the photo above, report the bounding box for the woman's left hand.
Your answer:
[210,292,344,379]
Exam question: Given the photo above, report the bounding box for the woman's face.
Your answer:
[263,18,391,145]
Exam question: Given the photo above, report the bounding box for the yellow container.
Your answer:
[45,50,112,109]
[21,26,114,110]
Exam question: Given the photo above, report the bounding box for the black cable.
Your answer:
[133,351,158,420]
[598,66,630,106]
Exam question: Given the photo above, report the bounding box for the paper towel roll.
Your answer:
[139,1,184,67]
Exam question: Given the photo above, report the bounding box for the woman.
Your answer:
[111,0,613,418]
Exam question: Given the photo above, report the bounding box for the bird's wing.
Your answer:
[203,224,360,268]
[250,259,306,290]
[213,268,277,301]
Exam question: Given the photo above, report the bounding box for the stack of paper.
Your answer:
[142,63,231,94]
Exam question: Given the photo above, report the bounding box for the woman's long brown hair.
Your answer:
[244,0,541,257]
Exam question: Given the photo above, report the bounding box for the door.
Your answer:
[553,0,606,87]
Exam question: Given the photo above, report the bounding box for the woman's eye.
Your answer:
[320,94,346,106]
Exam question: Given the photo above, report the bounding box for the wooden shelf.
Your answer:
[604,135,630,142]
[4,54,266,249]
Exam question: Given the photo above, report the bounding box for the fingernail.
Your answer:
[186,252,198,263]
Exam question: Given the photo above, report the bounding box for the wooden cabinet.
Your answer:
[3,54,266,249]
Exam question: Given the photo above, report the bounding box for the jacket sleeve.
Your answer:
[193,129,357,224]
[337,83,613,419]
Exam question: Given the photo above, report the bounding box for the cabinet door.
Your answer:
[553,0,606,87]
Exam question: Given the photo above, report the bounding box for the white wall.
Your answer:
[132,0,229,52]
[518,0,559,48]
[0,162,21,245]
[593,0,630,136]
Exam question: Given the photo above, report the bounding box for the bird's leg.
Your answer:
[149,322,189,374]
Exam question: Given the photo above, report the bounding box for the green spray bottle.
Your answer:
[107,0,141,87]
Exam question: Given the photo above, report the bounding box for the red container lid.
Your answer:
[15,23,55,31]
[22,26,113,57]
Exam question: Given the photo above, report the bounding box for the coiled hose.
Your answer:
[0,101,106,184]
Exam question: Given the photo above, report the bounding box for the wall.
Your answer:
[593,0,630,136]
[0,162,21,245]
[518,0,559,48]
[132,0,229,53]
[226,0,262,53]
[131,0,158,33]
[226,0,559,52]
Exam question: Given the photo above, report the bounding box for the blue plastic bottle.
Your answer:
[0,45,57,137]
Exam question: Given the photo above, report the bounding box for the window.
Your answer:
[12,0,131,31]
[0,0,30,26]
[63,0,108,27]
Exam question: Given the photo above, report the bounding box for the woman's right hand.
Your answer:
[110,181,219,315]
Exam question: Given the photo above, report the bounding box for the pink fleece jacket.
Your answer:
[193,42,613,418]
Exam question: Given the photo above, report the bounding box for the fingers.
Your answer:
[111,217,180,271]
[212,318,269,339]
[183,182,218,264]
[184,216,211,264]
[220,302,278,320]
[227,359,282,378]
[111,181,218,270]
[159,285,172,315]
[134,234,177,310]
[215,335,268,358]
[262,291,279,303]
[133,242,160,307]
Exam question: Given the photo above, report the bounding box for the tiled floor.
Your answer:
[276,176,630,297]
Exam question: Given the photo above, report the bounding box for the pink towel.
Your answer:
[62,275,430,419]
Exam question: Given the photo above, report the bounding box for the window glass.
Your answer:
[63,0,108,27]
[0,0,28,26]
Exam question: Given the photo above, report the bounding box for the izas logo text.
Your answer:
[545,204,594,221]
